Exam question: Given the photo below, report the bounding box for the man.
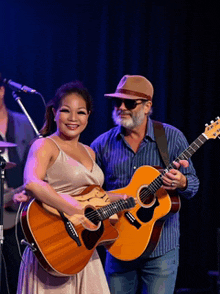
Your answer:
[0,85,36,294]
[91,75,199,294]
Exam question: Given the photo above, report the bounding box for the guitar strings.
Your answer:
[70,198,134,230]
[70,198,133,223]
[137,156,185,203]
[137,139,202,203]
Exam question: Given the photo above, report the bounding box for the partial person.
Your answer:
[91,75,200,294]
[0,85,36,294]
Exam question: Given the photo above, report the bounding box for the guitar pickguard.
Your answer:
[136,197,160,223]
[81,206,104,250]
[81,223,104,250]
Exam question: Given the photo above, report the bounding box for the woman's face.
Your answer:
[54,93,89,140]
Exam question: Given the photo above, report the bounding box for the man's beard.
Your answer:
[112,108,146,129]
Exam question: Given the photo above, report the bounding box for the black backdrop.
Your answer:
[1,0,220,290]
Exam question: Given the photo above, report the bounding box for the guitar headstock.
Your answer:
[204,117,220,139]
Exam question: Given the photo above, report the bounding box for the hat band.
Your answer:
[116,89,152,100]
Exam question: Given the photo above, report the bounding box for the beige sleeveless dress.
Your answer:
[16,138,110,294]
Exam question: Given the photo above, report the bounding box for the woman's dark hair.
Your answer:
[40,81,93,136]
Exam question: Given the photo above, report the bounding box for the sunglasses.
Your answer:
[112,98,146,110]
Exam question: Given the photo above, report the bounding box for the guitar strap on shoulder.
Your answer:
[152,120,169,167]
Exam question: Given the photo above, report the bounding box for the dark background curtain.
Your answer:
[1,0,220,290]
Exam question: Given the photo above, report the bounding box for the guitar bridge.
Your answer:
[124,212,141,229]
[59,212,82,247]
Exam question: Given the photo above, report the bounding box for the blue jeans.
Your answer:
[105,246,179,294]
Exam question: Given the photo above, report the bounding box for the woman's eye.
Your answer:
[60,109,69,112]
[78,111,87,115]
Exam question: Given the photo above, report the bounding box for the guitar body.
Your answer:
[106,165,180,261]
[21,185,129,276]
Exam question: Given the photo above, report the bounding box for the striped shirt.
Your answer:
[91,117,199,257]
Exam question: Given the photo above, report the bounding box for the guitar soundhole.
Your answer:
[137,198,160,223]
[140,187,155,205]
[82,207,104,250]
[85,207,100,225]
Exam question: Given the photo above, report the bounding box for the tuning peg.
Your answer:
[210,120,214,124]
[218,136,220,139]
[205,123,209,127]
[216,116,220,120]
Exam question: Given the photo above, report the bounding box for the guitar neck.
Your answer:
[96,197,135,221]
[149,133,208,194]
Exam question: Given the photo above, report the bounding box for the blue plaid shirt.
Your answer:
[91,117,199,257]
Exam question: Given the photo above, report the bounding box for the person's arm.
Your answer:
[23,138,83,216]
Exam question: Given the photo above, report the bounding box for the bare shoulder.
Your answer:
[84,145,96,161]
[29,137,57,157]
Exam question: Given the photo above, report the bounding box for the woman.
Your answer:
[15,81,118,294]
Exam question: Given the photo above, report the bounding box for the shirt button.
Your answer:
[133,166,137,169]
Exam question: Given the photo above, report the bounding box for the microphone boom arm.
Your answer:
[12,91,42,138]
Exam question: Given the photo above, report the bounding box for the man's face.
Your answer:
[112,98,152,129]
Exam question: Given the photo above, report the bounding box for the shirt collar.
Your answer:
[145,117,155,142]
[116,125,124,139]
[116,117,156,142]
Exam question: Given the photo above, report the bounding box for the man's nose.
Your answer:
[118,101,127,109]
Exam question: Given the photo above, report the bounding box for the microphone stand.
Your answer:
[0,155,6,290]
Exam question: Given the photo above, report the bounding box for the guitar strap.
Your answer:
[152,120,169,167]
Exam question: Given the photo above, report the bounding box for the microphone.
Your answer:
[1,77,38,94]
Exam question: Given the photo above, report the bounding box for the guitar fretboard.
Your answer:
[96,197,135,221]
[142,133,207,198]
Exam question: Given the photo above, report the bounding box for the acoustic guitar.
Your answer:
[106,117,220,261]
[20,185,135,276]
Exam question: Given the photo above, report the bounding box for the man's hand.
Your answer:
[162,160,189,190]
